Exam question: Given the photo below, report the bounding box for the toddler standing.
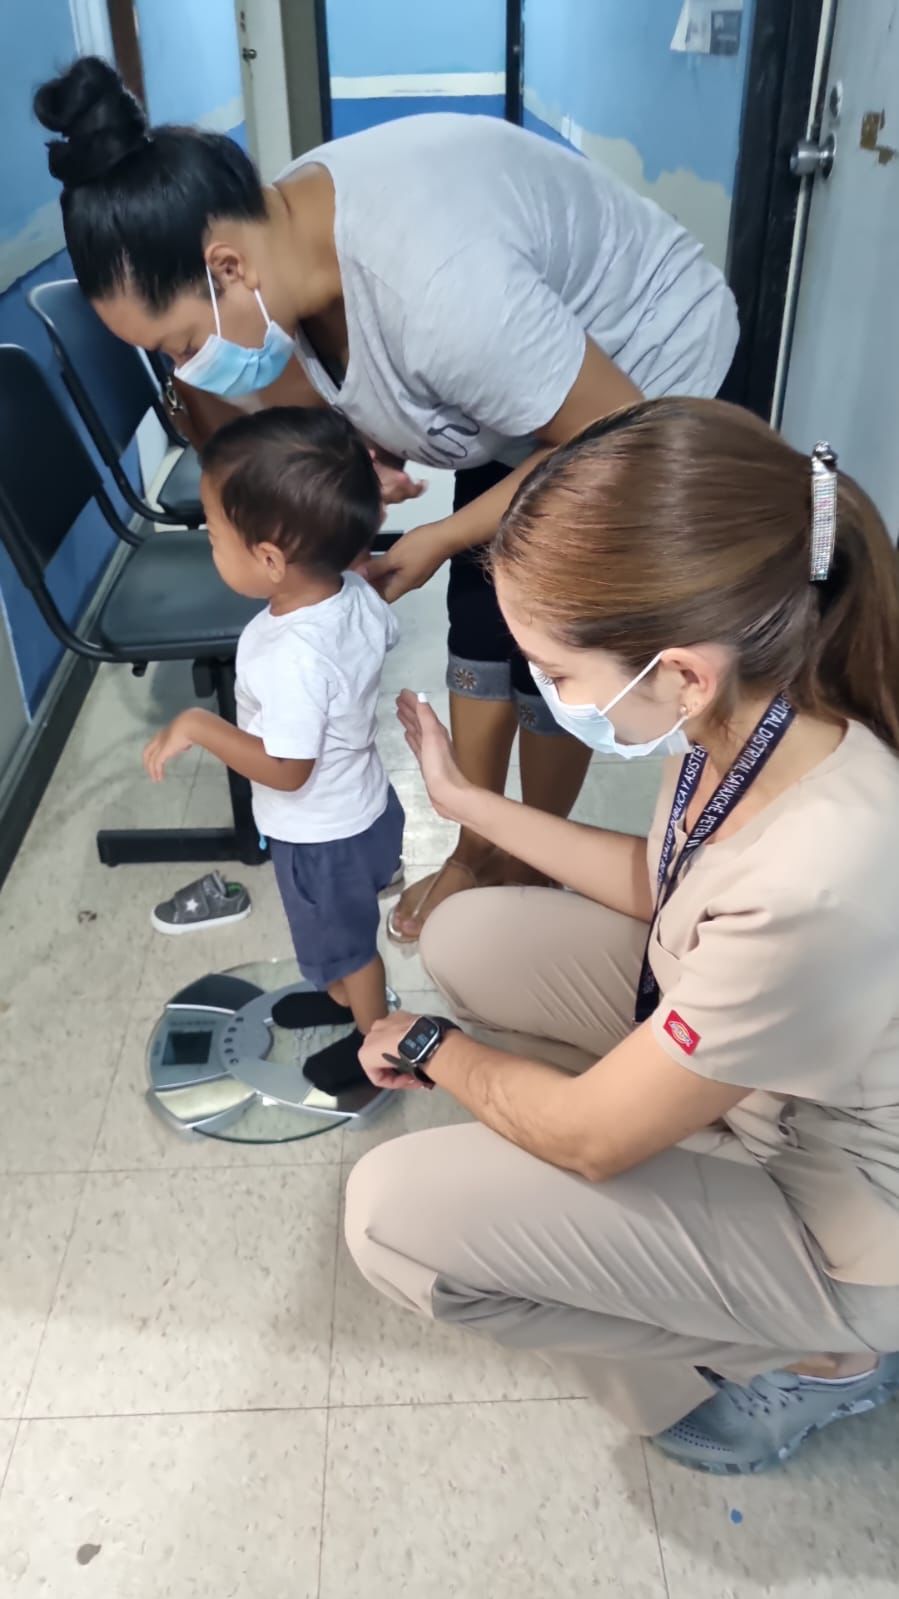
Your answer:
[144,408,403,1046]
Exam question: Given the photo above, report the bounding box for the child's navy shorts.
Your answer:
[268,785,404,990]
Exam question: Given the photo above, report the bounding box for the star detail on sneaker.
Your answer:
[184,898,199,913]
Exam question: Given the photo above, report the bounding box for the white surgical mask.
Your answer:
[175,265,296,398]
[530,654,690,760]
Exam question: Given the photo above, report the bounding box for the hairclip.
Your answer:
[810,442,838,583]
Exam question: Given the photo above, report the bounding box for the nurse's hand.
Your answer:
[362,523,448,603]
[358,1012,428,1090]
[396,690,474,822]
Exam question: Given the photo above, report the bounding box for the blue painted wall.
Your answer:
[136,0,242,127]
[326,0,505,76]
[0,0,71,244]
[326,0,506,138]
[0,1,246,723]
[523,0,754,196]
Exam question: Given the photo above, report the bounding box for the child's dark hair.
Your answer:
[201,408,382,574]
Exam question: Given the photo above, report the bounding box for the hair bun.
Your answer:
[34,55,150,188]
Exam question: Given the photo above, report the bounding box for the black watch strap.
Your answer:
[413,1017,459,1086]
[384,1016,460,1088]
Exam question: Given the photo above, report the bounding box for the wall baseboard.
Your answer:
[330,71,505,99]
[0,649,96,891]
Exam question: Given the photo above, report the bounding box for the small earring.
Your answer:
[679,705,688,717]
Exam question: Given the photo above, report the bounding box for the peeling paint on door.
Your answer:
[860,110,897,165]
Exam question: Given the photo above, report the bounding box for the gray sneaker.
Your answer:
[652,1358,899,1475]
[152,872,251,935]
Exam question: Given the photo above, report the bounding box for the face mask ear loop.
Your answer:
[254,289,272,330]
[205,263,223,338]
[600,652,663,717]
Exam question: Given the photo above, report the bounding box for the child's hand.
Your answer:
[143,712,197,782]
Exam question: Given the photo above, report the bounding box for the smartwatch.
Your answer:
[383,1015,459,1088]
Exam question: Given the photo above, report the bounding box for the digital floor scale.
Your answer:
[146,960,393,1145]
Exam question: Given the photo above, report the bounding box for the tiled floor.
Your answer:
[0,471,896,1596]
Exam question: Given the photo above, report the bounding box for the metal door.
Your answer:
[779,0,899,539]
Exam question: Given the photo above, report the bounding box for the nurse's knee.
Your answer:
[420,888,500,1014]
[344,1139,414,1280]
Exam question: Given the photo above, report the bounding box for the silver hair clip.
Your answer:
[810,442,838,583]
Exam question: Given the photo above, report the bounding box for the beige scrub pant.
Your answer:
[345,888,899,1435]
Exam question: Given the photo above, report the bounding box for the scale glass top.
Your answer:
[146,960,392,1144]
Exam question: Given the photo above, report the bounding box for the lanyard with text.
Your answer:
[634,692,796,1025]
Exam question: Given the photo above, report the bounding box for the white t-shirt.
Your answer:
[235,573,398,844]
[278,114,738,470]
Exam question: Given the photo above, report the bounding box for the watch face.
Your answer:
[398,1017,441,1065]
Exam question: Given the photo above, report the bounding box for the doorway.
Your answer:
[778,0,899,540]
[236,1,331,178]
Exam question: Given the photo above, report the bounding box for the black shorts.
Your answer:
[446,461,560,734]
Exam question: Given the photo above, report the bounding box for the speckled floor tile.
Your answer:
[320,1398,665,1599]
[0,1040,122,1178]
[0,1421,15,1485]
[0,1175,83,1417]
[27,1166,339,1417]
[646,1399,899,1599]
[0,1410,326,1597]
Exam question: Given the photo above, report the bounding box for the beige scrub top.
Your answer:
[646,721,899,1287]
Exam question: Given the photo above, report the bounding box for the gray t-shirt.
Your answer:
[279,115,738,470]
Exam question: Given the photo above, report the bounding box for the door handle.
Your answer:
[242,46,257,61]
[790,134,836,179]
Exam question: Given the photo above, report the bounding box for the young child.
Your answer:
[143,407,403,1054]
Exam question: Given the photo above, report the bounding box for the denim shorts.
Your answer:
[269,786,404,989]
[446,461,562,735]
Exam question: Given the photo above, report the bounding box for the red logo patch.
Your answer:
[663,1010,701,1056]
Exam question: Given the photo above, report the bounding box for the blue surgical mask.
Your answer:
[174,266,296,398]
[530,654,690,760]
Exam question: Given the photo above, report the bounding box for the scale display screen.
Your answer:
[162,1028,215,1068]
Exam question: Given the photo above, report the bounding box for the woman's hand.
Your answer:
[396,690,475,822]
[371,455,428,508]
[362,523,449,603]
[358,1012,430,1090]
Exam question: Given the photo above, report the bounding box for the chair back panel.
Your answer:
[29,279,155,457]
[0,345,103,582]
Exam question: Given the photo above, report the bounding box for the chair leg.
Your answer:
[96,656,269,868]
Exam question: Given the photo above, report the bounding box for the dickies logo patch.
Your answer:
[663,1010,701,1056]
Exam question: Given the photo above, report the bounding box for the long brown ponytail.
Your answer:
[492,397,899,751]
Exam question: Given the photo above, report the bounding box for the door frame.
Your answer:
[721,0,830,418]
[312,0,333,142]
[505,0,524,124]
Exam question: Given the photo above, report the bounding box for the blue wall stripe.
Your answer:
[331,94,506,140]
